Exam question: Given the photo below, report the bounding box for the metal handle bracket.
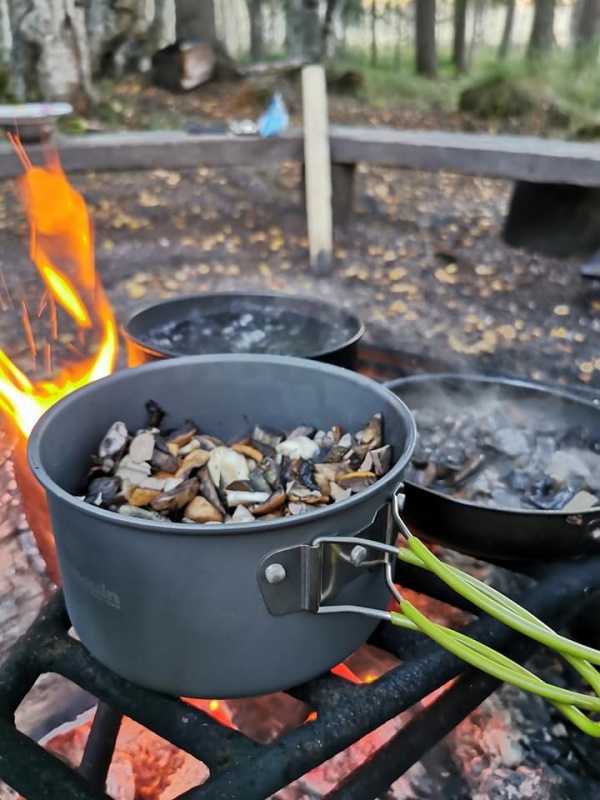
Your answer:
[257,504,397,616]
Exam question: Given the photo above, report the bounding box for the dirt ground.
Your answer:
[0,154,598,393]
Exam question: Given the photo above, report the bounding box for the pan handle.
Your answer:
[258,487,600,737]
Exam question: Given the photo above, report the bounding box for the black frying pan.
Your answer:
[387,374,600,561]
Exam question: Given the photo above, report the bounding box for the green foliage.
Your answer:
[332,45,600,137]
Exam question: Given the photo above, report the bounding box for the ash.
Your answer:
[405,388,600,512]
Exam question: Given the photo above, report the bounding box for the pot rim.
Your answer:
[388,372,600,518]
[121,291,366,361]
[28,354,417,536]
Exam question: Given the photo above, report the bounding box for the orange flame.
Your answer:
[0,139,118,437]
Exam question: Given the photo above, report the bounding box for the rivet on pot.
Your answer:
[265,563,287,584]
[350,545,368,565]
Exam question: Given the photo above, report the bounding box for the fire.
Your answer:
[0,139,118,437]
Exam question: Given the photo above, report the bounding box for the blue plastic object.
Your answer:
[257,93,289,138]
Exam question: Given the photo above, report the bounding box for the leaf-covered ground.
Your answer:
[0,73,598,391]
[0,155,598,392]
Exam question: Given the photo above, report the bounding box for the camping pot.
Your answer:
[122,292,365,370]
[28,355,416,698]
[388,373,600,561]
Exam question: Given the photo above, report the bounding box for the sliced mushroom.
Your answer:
[150,438,179,474]
[145,399,166,429]
[151,478,199,512]
[84,475,122,508]
[116,454,152,486]
[276,436,320,461]
[252,425,283,448]
[208,446,250,488]
[356,414,383,449]
[129,431,156,464]
[198,466,226,515]
[225,489,271,507]
[231,442,264,462]
[329,482,352,502]
[228,504,256,523]
[126,484,162,507]
[176,448,211,478]
[370,445,393,477]
[184,495,225,523]
[250,489,286,516]
[337,470,377,493]
[165,420,197,448]
[99,421,129,462]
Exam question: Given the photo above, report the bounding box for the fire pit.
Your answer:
[122,292,365,370]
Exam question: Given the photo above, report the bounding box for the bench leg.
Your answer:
[331,162,356,227]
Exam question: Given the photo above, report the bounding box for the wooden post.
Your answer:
[301,64,333,275]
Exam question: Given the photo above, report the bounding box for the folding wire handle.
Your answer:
[258,489,600,735]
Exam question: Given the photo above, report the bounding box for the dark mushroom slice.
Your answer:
[325,433,354,463]
[98,421,129,468]
[356,414,383,449]
[151,478,199,512]
[258,457,282,490]
[165,420,198,448]
[286,481,328,504]
[150,437,180,474]
[145,399,166,429]
[370,445,392,477]
[248,467,272,493]
[299,459,320,492]
[196,434,226,451]
[249,439,277,459]
[197,466,227,515]
[84,475,122,508]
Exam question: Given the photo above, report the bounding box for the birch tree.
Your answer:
[8,0,95,106]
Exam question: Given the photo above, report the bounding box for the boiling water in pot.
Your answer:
[139,307,345,357]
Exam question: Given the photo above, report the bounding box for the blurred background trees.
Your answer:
[0,0,599,130]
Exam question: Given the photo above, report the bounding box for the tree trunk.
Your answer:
[175,0,216,42]
[286,0,304,58]
[415,0,437,77]
[498,0,516,60]
[302,0,321,63]
[370,0,378,66]
[321,0,347,64]
[527,0,555,58]
[573,0,600,62]
[86,0,150,79]
[146,0,176,57]
[246,0,264,61]
[8,0,95,109]
[394,4,403,67]
[453,0,468,73]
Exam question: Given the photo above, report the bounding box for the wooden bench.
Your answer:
[1,126,599,225]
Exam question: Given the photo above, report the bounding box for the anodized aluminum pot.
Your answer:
[28,355,416,698]
[122,292,365,371]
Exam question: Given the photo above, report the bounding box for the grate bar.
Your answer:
[78,703,123,789]
[1,559,599,800]
[177,556,600,800]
